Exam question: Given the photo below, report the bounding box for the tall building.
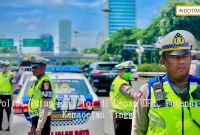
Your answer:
[104,0,136,39]
[40,34,54,52]
[96,31,104,48]
[0,34,5,38]
[59,19,72,52]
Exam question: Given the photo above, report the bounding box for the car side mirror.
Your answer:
[13,89,21,95]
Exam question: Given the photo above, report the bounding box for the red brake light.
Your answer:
[13,103,28,114]
[18,84,23,88]
[92,100,101,111]
[77,100,101,111]
[93,71,104,76]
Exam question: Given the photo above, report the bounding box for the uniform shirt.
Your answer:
[2,71,17,84]
[118,76,136,99]
[34,76,53,129]
[131,77,188,135]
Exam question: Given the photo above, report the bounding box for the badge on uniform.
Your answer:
[41,80,52,98]
[44,82,50,90]
[135,90,143,102]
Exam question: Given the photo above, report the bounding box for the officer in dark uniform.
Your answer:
[27,56,55,135]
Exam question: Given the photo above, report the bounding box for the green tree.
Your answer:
[71,47,78,52]
[61,60,66,66]
[80,48,99,54]
[65,60,74,65]
[159,0,200,40]
[2,48,9,53]
[101,54,111,61]
[77,59,95,65]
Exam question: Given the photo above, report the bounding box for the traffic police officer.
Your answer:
[132,30,200,135]
[0,60,17,131]
[28,56,56,135]
[110,61,138,135]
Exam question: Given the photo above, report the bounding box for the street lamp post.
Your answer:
[73,31,79,49]
[19,36,22,54]
[102,8,112,55]
[136,40,144,65]
[102,8,112,42]
[104,38,109,54]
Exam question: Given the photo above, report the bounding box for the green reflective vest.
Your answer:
[28,74,56,118]
[0,71,13,95]
[147,77,200,135]
[110,77,134,115]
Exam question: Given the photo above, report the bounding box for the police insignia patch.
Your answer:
[173,33,185,46]
[44,82,50,90]
[135,90,143,102]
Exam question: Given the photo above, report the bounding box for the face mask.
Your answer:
[123,72,131,81]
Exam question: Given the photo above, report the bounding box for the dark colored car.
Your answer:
[87,62,119,92]
[189,60,200,77]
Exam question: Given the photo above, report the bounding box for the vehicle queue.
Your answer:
[1,30,200,135]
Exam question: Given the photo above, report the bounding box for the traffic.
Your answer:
[1,33,200,135]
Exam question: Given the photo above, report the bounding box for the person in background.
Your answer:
[110,61,138,135]
[0,61,17,131]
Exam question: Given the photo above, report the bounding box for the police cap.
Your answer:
[30,55,47,67]
[158,30,196,55]
[115,61,133,70]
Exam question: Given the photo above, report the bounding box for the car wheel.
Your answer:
[135,78,138,81]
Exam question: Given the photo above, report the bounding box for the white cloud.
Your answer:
[27,24,38,31]
[15,17,41,24]
[8,9,43,16]
[46,15,52,20]
[49,0,65,5]
[68,0,103,7]
[31,9,43,14]
[0,0,103,8]
[16,17,29,24]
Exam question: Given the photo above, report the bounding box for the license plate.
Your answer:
[107,75,114,78]
[51,111,73,121]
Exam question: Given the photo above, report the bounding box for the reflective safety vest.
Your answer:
[147,75,200,135]
[110,77,134,115]
[0,71,13,95]
[28,74,56,118]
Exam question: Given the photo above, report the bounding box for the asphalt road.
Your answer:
[0,80,147,135]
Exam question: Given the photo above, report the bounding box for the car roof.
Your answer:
[29,72,84,81]
[191,60,200,64]
[91,61,119,65]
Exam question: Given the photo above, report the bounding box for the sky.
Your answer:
[0,0,166,52]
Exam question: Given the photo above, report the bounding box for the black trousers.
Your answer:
[0,95,12,129]
[113,113,132,135]
[31,116,51,135]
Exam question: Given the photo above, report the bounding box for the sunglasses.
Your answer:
[124,69,131,73]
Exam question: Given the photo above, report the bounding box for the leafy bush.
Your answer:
[138,63,166,72]
[11,61,18,66]
[77,59,95,65]
[101,54,111,62]
[55,62,60,65]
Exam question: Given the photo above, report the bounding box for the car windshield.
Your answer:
[131,66,136,69]
[23,79,89,96]
[97,64,117,70]
[189,63,197,75]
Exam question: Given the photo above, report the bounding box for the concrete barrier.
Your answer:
[137,72,166,81]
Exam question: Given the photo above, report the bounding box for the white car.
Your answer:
[131,64,139,81]
[10,66,104,135]
[12,71,33,101]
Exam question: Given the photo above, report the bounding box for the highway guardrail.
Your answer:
[138,72,165,77]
